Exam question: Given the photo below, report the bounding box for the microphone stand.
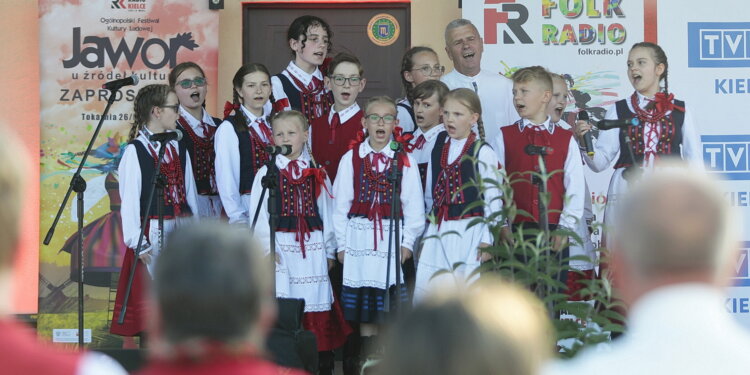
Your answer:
[44,90,119,349]
[621,129,639,181]
[117,139,169,326]
[383,145,402,314]
[528,147,553,310]
[251,152,281,292]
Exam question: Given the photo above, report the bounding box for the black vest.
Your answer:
[275,73,302,112]
[226,115,270,194]
[130,140,190,219]
[613,98,685,168]
[177,116,221,195]
[430,132,485,220]
[275,172,324,233]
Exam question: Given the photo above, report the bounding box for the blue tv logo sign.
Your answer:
[732,243,750,287]
[688,22,750,67]
[702,135,750,180]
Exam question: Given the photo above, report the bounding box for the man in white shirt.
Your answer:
[440,18,518,143]
[544,163,750,375]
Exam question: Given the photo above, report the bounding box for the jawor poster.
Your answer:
[38,0,217,347]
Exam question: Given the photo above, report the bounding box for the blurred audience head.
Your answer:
[0,126,26,273]
[379,277,553,375]
[612,161,739,299]
[150,221,275,355]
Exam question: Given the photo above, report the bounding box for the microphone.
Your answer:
[149,129,182,143]
[102,74,139,90]
[596,118,640,130]
[265,144,293,156]
[525,144,553,156]
[389,140,402,152]
[578,110,595,157]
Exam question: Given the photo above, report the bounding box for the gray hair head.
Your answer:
[613,162,738,281]
[444,18,480,45]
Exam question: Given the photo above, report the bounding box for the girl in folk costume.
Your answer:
[215,64,275,224]
[111,84,199,337]
[573,42,703,237]
[397,46,445,132]
[414,89,502,303]
[249,111,351,375]
[169,62,223,218]
[332,96,425,353]
[271,15,333,124]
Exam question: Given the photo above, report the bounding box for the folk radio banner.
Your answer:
[38,0,218,346]
[464,0,645,257]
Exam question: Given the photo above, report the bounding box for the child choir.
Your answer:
[111,14,699,375]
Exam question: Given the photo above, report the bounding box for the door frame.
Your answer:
[242,1,412,66]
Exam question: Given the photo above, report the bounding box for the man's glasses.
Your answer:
[412,64,445,77]
[329,75,362,86]
[176,77,207,89]
[365,114,396,124]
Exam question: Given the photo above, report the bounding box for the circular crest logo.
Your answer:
[367,13,400,47]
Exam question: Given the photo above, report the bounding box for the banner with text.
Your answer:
[38,0,218,347]
[465,0,750,328]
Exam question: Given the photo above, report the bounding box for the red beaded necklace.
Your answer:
[440,132,476,169]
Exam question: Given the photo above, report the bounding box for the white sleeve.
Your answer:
[214,121,248,224]
[271,75,291,112]
[583,104,621,171]
[119,144,148,252]
[560,136,585,231]
[77,352,128,375]
[424,156,434,216]
[399,154,426,251]
[679,107,704,170]
[183,151,200,221]
[493,129,506,169]
[248,165,271,255]
[396,105,415,133]
[318,174,337,258]
[332,150,355,253]
[477,145,503,244]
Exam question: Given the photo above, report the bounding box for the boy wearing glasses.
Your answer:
[311,52,367,180]
[332,96,425,363]
[169,62,224,218]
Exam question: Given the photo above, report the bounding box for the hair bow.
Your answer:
[393,126,415,153]
[223,101,239,120]
[348,129,366,150]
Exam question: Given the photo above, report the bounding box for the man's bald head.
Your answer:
[613,164,737,282]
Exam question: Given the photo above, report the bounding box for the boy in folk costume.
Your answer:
[407,79,450,192]
[493,66,584,285]
[310,52,366,181]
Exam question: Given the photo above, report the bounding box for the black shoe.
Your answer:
[343,357,361,375]
[318,351,335,375]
